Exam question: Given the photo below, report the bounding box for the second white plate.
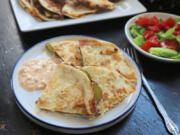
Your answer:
[10,0,146,32]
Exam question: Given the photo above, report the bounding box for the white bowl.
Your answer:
[11,35,142,134]
[125,12,180,63]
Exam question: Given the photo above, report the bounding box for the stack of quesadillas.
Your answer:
[18,0,120,21]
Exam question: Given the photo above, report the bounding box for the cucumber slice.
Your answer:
[46,42,54,53]
[93,83,102,103]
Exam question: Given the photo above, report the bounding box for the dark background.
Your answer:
[0,0,180,135]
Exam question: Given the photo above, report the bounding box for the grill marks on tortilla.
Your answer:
[46,40,83,66]
[36,64,96,115]
[82,66,136,115]
[79,39,137,81]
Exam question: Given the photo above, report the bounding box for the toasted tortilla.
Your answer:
[76,0,115,10]
[31,0,63,21]
[36,64,96,115]
[19,0,32,10]
[82,66,136,115]
[79,39,137,81]
[38,0,64,16]
[62,1,97,19]
[19,0,42,21]
[46,40,83,66]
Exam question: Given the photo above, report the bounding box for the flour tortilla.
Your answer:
[79,38,137,81]
[36,64,96,115]
[82,66,136,115]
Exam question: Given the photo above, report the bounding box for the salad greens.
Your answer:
[149,47,178,58]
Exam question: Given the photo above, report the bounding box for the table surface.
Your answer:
[0,0,180,135]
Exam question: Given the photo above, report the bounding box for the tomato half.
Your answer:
[161,39,179,51]
[141,40,153,51]
[149,35,160,47]
[147,26,160,32]
[143,31,155,39]
[165,17,176,28]
[136,16,159,27]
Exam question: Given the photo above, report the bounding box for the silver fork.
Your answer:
[124,48,180,135]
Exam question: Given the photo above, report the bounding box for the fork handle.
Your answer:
[142,74,180,135]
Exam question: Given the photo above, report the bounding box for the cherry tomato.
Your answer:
[161,39,179,51]
[175,24,180,31]
[147,26,160,32]
[141,40,153,51]
[135,17,149,27]
[148,16,159,26]
[157,21,167,31]
[143,31,155,39]
[165,17,176,28]
[149,35,160,47]
[136,16,159,27]
[173,31,180,36]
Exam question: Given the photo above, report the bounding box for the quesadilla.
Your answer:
[62,1,97,19]
[18,0,32,11]
[46,40,83,66]
[38,0,64,16]
[18,0,41,21]
[81,66,136,115]
[31,0,64,21]
[79,39,137,81]
[36,64,96,115]
[76,0,115,10]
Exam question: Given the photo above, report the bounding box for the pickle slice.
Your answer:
[46,42,54,53]
[80,69,102,103]
[80,69,91,80]
[93,83,102,103]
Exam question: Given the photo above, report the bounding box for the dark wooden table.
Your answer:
[0,0,180,135]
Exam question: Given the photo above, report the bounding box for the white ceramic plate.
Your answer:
[125,12,180,63]
[11,35,142,134]
[10,0,146,32]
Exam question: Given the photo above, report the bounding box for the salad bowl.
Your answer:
[125,12,180,63]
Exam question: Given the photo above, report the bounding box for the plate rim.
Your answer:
[11,35,142,130]
[9,0,147,32]
[125,12,180,63]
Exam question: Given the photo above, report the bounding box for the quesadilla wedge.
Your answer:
[38,0,64,16]
[76,0,115,10]
[36,64,96,115]
[19,0,42,21]
[19,0,32,11]
[62,1,97,19]
[79,39,137,81]
[46,40,83,66]
[31,0,64,21]
[81,66,136,115]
